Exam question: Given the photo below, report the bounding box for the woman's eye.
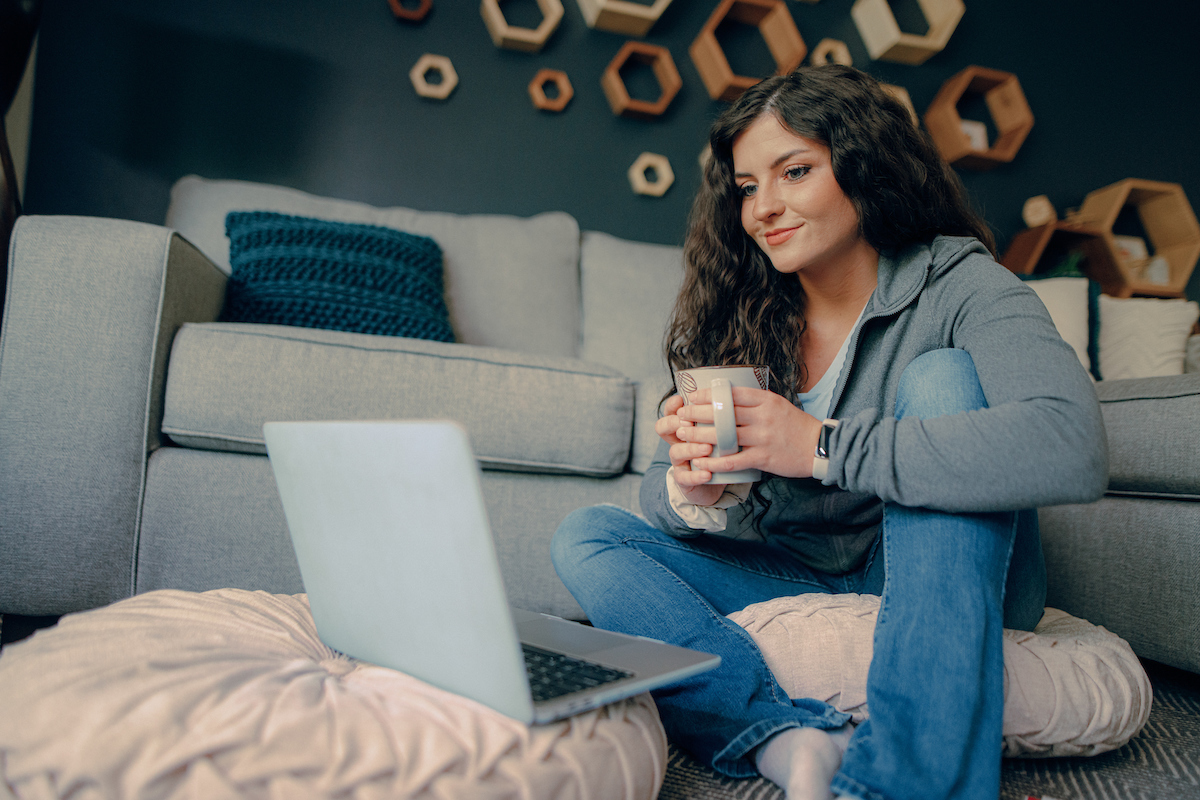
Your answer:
[738,183,758,198]
[784,165,811,181]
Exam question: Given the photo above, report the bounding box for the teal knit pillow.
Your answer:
[220,211,455,342]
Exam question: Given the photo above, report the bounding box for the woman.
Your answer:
[552,65,1107,800]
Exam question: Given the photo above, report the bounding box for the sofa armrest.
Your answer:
[0,216,226,615]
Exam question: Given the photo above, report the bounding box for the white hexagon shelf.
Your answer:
[628,152,674,197]
[409,54,458,100]
[574,0,673,37]
[810,38,851,66]
[481,0,564,53]
[850,0,963,65]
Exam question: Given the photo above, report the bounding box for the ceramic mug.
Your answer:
[673,365,771,484]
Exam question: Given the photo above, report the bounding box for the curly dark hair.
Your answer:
[665,64,995,400]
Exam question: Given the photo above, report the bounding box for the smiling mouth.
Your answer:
[764,226,799,246]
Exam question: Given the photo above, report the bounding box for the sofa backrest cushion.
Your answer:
[166,176,581,358]
[579,231,684,474]
[161,322,634,478]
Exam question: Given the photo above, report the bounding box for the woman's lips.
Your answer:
[764,226,798,246]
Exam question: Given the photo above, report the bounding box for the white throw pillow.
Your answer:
[0,589,668,800]
[1098,295,1200,380]
[1025,277,1092,374]
[729,593,1152,758]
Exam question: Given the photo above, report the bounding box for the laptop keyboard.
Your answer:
[522,643,633,703]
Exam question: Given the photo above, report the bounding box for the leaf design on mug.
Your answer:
[678,372,698,395]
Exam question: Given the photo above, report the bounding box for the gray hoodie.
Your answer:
[641,236,1109,575]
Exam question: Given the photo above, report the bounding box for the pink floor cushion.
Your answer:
[0,589,668,799]
[728,594,1153,758]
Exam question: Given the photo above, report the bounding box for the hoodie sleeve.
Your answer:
[826,251,1109,512]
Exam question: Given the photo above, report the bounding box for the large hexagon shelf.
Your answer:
[575,0,673,37]
[923,65,1034,171]
[601,41,682,119]
[689,0,807,103]
[481,0,564,53]
[1074,179,1200,298]
[851,0,963,65]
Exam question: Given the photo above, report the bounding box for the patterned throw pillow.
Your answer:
[220,211,455,342]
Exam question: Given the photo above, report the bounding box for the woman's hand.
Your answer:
[673,387,824,480]
[655,394,726,507]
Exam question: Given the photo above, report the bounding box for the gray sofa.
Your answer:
[2,176,1198,676]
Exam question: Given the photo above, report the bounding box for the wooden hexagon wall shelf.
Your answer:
[628,152,674,197]
[1072,178,1200,298]
[923,66,1033,170]
[481,0,564,53]
[389,0,432,22]
[409,53,458,100]
[1001,221,1116,287]
[529,68,573,112]
[601,41,682,119]
[690,0,807,103]
[575,0,674,37]
[850,0,963,65]
[810,38,851,67]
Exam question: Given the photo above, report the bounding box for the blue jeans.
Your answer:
[551,349,1045,800]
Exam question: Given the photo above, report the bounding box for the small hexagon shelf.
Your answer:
[923,66,1033,171]
[628,152,674,197]
[409,54,458,100]
[389,0,432,22]
[529,69,573,112]
[689,0,807,103]
[601,41,682,119]
[850,0,963,65]
[575,0,673,37]
[481,0,564,53]
[810,38,851,67]
[1074,178,1200,298]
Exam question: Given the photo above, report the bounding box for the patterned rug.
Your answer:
[659,660,1200,800]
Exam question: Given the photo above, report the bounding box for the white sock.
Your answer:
[755,724,854,800]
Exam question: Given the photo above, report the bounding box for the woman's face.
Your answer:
[731,113,869,278]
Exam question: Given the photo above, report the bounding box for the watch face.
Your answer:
[816,421,835,459]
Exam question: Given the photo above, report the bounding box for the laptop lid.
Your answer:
[263,419,536,721]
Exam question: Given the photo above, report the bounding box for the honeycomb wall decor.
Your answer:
[923,65,1033,170]
[601,41,682,119]
[574,0,674,37]
[529,69,574,112]
[689,0,807,103]
[389,0,433,22]
[409,53,458,100]
[1073,178,1200,298]
[480,0,564,53]
[628,152,675,196]
[851,0,964,65]
[810,38,852,67]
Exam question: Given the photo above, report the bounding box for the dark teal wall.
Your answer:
[23,0,1200,300]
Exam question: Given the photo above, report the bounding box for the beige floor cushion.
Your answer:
[0,589,667,799]
[728,593,1152,758]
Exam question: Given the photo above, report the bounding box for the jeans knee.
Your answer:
[550,505,627,582]
[895,348,988,420]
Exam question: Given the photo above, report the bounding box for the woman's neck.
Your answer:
[797,240,880,322]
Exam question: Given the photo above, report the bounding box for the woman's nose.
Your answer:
[751,186,784,220]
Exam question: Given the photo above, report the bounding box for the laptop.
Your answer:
[262,419,720,724]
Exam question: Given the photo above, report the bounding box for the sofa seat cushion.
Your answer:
[161,322,634,477]
[166,176,582,357]
[1095,373,1200,498]
[729,594,1152,759]
[0,589,668,800]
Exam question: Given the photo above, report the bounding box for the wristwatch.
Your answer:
[812,419,840,481]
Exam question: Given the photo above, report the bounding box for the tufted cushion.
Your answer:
[221,211,456,342]
[728,594,1152,758]
[0,589,668,799]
